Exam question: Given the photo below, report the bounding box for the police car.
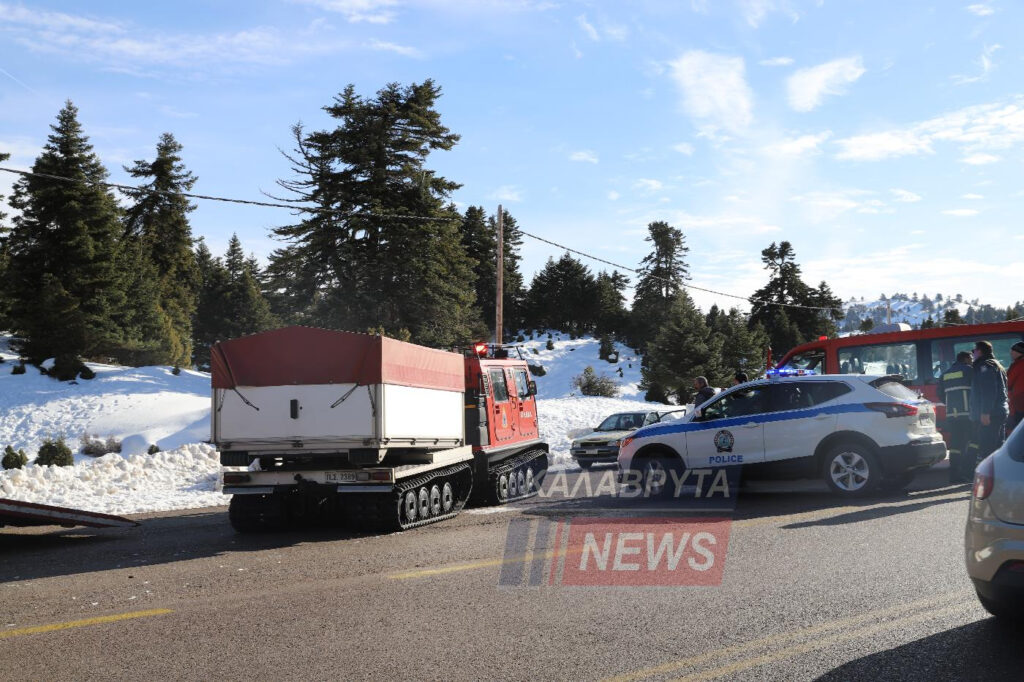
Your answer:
[617,370,947,497]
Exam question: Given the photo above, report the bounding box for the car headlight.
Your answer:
[619,436,633,450]
[571,441,580,449]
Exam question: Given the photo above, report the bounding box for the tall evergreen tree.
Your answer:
[710,307,770,385]
[640,291,721,404]
[461,206,527,340]
[121,133,200,367]
[4,102,125,377]
[269,81,482,347]
[0,150,10,329]
[191,236,275,369]
[749,241,842,356]
[524,253,600,334]
[631,221,689,351]
[593,270,630,336]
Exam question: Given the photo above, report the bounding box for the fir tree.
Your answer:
[192,238,229,368]
[710,308,769,386]
[269,81,482,347]
[121,133,200,367]
[593,270,630,336]
[525,253,599,334]
[640,291,721,404]
[0,150,10,329]
[631,221,689,352]
[222,234,276,339]
[460,206,527,340]
[4,102,125,377]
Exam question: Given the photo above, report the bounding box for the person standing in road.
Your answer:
[1007,341,1024,434]
[939,351,974,483]
[968,340,1009,466]
[693,376,716,405]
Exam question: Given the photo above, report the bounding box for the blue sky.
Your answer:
[1,0,1023,310]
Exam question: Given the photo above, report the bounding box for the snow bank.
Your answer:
[0,443,224,515]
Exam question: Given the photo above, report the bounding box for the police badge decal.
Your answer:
[714,429,735,453]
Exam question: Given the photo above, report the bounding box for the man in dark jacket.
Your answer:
[693,376,717,405]
[968,340,1009,466]
[1007,341,1024,434]
[940,351,974,483]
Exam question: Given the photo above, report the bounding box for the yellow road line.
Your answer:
[0,609,173,640]
[669,602,973,682]
[389,491,967,580]
[601,591,968,682]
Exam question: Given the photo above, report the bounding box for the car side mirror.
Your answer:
[528,380,537,396]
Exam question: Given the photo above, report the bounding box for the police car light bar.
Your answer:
[767,368,817,380]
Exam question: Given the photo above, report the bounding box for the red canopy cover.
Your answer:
[210,326,465,392]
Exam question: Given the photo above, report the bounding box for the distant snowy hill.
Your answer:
[0,330,660,515]
[842,294,979,330]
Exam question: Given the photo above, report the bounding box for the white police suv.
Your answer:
[617,371,946,497]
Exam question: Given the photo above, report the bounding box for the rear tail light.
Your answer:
[973,454,995,500]
[864,402,919,418]
[369,470,393,482]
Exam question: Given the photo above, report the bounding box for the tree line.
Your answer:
[0,83,845,401]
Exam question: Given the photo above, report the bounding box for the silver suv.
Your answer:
[965,422,1024,621]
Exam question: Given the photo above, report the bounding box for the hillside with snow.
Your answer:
[0,331,662,516]
[842,294,981,330]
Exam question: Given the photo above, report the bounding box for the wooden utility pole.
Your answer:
[495,204,504,344]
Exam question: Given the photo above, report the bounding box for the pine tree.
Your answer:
[269,81,482,347]
[121,133,199,367]
[631,221,689,352]
[192,239,230,368]
[0,150,10,329]
[223,235,276,339]
[525,253,599,334]
[640,291,721,404]
[749,241,842,356]
[4,102,125,377]
[710,308,769,386]
[593,270,630,336]
[461,206,527,340]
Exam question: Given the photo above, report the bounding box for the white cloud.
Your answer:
[966,3,995,16]
[890,188,922,202]
[672,142,695,155]
[834,130,932,161]
[787,56,865,112]
[834,96,1024,163]
[668,51,753,135]
[608,190,620,201]
[569,150,599,164]
[962,152,999,165]
[790,189,894,221]
[292,0,398,24]
[739,0,798,28]
[491,185,523,202]
[763,131,832,156]
[953,44,1000,85]
[576,14,600,41]
[759,56,794,66]
[634,178,664,193]
[943,208,980,216]
[962,193,984,199]
[571,41,583,59]
[365,39,421,58]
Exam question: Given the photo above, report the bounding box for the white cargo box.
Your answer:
[210,327,466,453]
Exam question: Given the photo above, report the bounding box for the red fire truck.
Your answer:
[211,327,548,532]
[775,321,1024,415]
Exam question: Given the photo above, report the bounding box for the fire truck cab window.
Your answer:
[781,349,825,372]
[513,369,530,399]
[839,343,918,381]
[489,369,509,402]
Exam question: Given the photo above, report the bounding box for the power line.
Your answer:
[0,165,838,313]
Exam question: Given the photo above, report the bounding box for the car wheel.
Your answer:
[976,590,1024,622]
[637,451,679,499]
[823,442,880,497]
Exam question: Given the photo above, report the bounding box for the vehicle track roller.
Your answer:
[473,449,550,506]
[498,473,510,501]
[441,481,455,513]
[403,490,418,524]
[508,471,519,497]
[417,486,431,519]
[429,484,442,516]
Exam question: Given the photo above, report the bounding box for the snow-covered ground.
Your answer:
[0,331,662,516]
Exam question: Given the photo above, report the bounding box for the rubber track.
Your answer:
[344,462,473,532]
[478,449,549,506]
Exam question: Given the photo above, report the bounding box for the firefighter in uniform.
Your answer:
[939,351,974,483]
[968,340,1009,468]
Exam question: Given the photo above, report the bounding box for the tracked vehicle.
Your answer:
[212,326,548,532]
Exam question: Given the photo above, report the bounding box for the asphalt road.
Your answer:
[2,462,1021,681]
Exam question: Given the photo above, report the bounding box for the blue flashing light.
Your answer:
[767,368,817,380]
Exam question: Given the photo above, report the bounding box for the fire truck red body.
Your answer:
[211,326,548,531]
